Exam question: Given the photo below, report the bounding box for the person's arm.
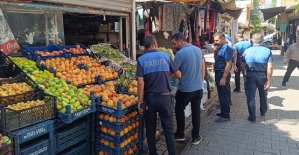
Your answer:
[202,58,206,82]
[284,45,291,64]
[234,51,237,72]
[220,47,233,86]
[264,52,273,90]
[137,77,145,103]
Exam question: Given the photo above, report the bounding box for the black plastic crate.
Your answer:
[0,73,38,105]
[0,128,15,155]
[56,139,90,155]
[0,91,56,131]
[54,115,91,153]
[0,62,23,79]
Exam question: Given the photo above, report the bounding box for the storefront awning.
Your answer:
[0,1,129,16]
[210,0,243,19]
[260,7,286,21]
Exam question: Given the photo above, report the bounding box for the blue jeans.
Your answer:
[246,73,268,120]
[144,94,176,155]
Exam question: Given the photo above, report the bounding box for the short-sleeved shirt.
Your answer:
[241,45,273,78]
[214,43,234,72]
[233,40,252,63]
[225,34,232,43]
[174,44,204,92]
[136,50,178,93]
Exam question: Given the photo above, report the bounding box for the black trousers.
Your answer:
[215,72,231,118]
[234,62,241,90]
[144,94,176,155]
[175,89,203,139]
[282,59,299,83]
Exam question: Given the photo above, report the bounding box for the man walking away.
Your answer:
[282,35,299,86]
[172,32,205,145]
[241,33,273,122]
[233,34,252,93]
[213,32,234,122]
[137,36,181,155]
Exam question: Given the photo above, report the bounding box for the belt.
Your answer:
[146,92,170,96]
[246,70,266,72]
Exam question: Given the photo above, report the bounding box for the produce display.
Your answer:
[99,132,138,149]
[99,111,138,123]
[127,80,137,94]
[158,47,174,60]
[100,121,139,136]
[63,45,86,54]
[34,50,64,56]
[0,133,13,155]
[39,56,118,85]
[98,144,138,155]
[91,45,124,61]
[6,100,45,111]
[0,82,33,97]
[9,57,39,73]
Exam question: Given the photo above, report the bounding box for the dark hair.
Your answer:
[171,32,186,42]
[213,31,225,38]
[143,36,157,49]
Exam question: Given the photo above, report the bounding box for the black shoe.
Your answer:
[174,132,185,141]
[192,136,202,145]
[216,113,223,117]
[248,117,256,123]
[282,83,286,86]
[208,92,211,99]
[261,112,265,116]
[215,117,230,122]
[233,88,241,93]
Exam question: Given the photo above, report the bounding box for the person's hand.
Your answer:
[243,76,246,82]
[264,80,270,90]
[234,66,238,72]
[138,101,148,114]
[284,61,288,65]
[220,77,226,86]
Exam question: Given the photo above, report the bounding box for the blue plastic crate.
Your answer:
[96,99,138,117]
[97,126,139,145]
[17,139,52,155]
[56,139,90,155]
[96,138,138,155]
[57,93,97,123]
[59,43,89,57]
[22,44,66,61]
[13,120,55,144]
[54,119,90,153]
[98,114,140,131]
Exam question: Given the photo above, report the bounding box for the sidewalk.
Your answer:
[181,50,299,155]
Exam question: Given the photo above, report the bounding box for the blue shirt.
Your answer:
[214,43,234,71]
[174,44,204,92]
[136,50,178,93]
[225,34,232,43]
[234,40,252,63]
[241,45,273,78]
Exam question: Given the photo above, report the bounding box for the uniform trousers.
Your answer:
[215,72,231,118]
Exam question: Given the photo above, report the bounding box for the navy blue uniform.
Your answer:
[242,45,273,121]
[233,40,252,91]
[214,43,234,118]
[136,50,177,155]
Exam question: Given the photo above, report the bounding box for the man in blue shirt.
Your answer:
[213,32,234,122]
[137,36,181,155]
[233,34,252,93]
[241,33,273,122]
[172,32,205,145]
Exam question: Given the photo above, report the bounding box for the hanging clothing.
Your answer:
[278,12,288,24]
[179,19,188,39]
[280,23,288,33]
[188,23,192,43]
[209,10,215,32]
[136,6,144,33]
[158,6,163,31]
[162,4,174,31]
[173,3,181,34]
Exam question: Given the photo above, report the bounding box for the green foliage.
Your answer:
[295,0,299,11]
[250,0,263,34]
[268,0,277,25]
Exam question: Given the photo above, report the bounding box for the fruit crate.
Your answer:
[98,114,140,131]
[0,91,56,131]
[0,73,38,105]
[0,128,16,155]
[58,43,89,57]
[54,116,91,153]
[56,139,90,155]
[16,136,53,155]
[22,44,66,61]
[96,137,139,155]
[97,123,139,144]
[0,51,8,65]
[0,60,23,79]
[96,100,138,117]
[57,92,97,123]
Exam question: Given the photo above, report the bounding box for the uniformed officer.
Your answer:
[241,33,273,122]
[213,32,234,122]
[137,36,181,155]
[233,34,252,93]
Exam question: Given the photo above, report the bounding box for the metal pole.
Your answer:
[131,0,136,60]
[119,17,123,53]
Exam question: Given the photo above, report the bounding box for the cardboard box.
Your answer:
[98,25,108,32]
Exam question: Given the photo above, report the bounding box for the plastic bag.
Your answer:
[184,102,191,117]
[201,80,208,105]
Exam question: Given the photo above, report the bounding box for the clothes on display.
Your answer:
[162,4,174,31]
[280,23,288,33]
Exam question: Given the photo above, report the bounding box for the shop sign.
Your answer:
[0,9,20,55]
[283,0,296,6]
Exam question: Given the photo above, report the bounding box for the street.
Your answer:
[181,50,299,155]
